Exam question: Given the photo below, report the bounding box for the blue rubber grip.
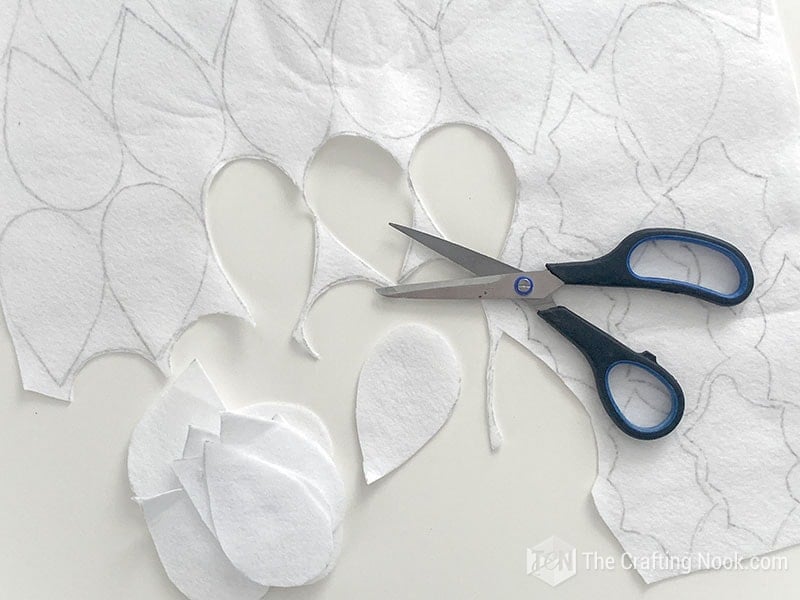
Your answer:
[537,305,684,440]
[546,228,754,307]
[603,360,682,438]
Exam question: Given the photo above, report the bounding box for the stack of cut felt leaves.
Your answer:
[127,362,344,600]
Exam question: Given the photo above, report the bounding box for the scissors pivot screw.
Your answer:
[514,276,534,296]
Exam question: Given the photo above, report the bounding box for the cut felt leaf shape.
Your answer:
[332,0,440,138]
[238,402,334,456]
[0,210,104,385]
[223,0,333,184]
[128,361,224,498]
[195,422,337,533]
[102,184,209,359]
[204,443,335,587]
[114,12,225,183]
[309,526,344,584]
[220,412,345,526]
[440,0,553,150]
[172,455,216,534]
[140,489,269,600]
[182,426,220,459]
[4,50,122,210]
[357,324,461,483]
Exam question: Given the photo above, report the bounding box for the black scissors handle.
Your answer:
[537,305,684,440]
[537,228,754,439]
[545,228,754,307]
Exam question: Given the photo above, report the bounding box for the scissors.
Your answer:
[376,224,754,441]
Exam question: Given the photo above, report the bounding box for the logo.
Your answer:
[525,538,789,585]
[526,536,577,587]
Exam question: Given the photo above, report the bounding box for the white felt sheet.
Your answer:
[3,0,800,584]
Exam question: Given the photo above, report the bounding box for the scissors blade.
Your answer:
[376,269,564,301]
[390,223,520,276]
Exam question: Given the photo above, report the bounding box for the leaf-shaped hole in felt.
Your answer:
[356,324,461,484]
[0,209,104,384]
[206,158,314,335]
[305,136,413,280]
[439,0,554,152]
[409,124,516,262]
[4,50,122,211]
[223,0,333,185]
[113,11,225,182]
[331,0,440,138]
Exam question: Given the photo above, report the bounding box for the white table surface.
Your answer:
[3,3,800,599]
